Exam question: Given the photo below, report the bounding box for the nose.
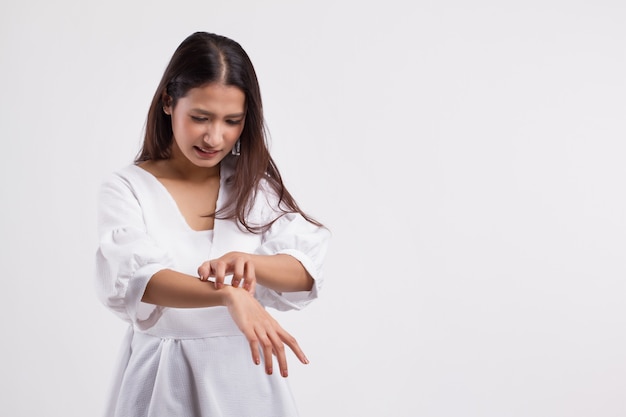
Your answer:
[202,122,223,147]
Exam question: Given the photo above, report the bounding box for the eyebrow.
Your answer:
[191,109,245,118]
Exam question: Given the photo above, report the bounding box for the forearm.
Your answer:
[142,268,232,308]
[248,253,314,292]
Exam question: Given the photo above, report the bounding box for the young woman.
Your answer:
[95,31,330,417]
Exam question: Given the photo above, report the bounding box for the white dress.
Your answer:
[95,159,330,417]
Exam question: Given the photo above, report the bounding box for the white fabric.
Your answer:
[95,159,330,417]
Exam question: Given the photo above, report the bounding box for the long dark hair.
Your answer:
[136,31,322,233]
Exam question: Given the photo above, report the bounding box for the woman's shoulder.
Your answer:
[99,163,156,194]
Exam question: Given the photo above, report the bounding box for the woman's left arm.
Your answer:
[198,252,313,293]
[199,181,331,307]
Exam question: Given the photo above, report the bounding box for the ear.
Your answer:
[162,94,173,115]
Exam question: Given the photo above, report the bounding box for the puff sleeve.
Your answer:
[252,187,331,311]
[95,173,174,330]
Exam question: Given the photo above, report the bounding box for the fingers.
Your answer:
[242,315,303,377]
[212,260,227,289]
[246,334,261,367]
[225,287,304,378]
[279,329,309,366]
[256,323,307,378]
[258,331,275,376]
[242,262,256,294]
[197,261,211,281]
[252,326,287,377]
[229,256,256,294]
[197,253,256,293]
[243,329,274,375]
[198,260,228,288]
[197,260,226,289]
[268,330,288,377]
[230,258,245,289]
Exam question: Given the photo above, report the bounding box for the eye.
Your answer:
[191,116,208,122]
[226,119,243,126]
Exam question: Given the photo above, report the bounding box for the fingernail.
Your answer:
[282,370,288,377]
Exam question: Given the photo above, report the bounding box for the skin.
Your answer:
[139,82,313,377]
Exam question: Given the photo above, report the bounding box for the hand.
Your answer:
[222,286,309,377]
[197,252,256,293]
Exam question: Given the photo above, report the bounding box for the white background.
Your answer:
[1,1,625,416]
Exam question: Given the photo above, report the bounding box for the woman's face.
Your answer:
[165,83,246,168]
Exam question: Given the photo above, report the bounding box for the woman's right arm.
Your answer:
[142,269,308,377]
[142,268,229,307]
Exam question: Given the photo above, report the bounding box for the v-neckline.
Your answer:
[130,164,223,233]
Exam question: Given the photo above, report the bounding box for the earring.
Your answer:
[231,139,241,156]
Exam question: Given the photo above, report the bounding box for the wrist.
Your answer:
[217,284,235,307]
[219,284,251,307]
[219,283,256,308]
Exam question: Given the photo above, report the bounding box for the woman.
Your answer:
[95,31,330,416]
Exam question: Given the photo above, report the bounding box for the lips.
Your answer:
[194,146,220,157]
